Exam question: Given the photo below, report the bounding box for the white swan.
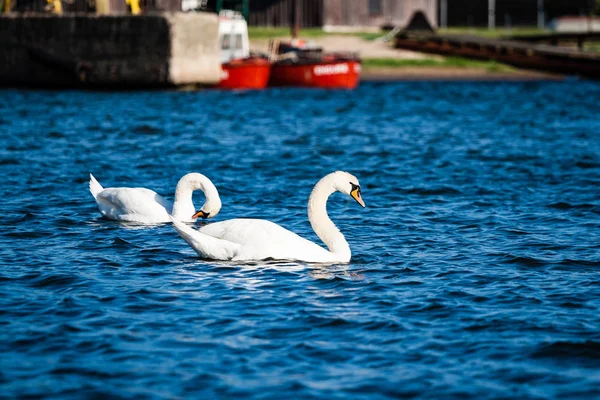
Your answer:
[171,171,365,262]
[89,173,221,223]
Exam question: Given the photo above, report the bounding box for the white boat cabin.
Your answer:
[218,10,250,63]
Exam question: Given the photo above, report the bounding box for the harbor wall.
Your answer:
[0,12,221,88]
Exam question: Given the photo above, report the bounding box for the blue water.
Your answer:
[1,81,599,399]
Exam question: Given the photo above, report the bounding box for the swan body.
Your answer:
[172,171,365,262]
[89,173,221,223]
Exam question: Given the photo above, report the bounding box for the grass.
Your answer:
[248,27,382,40]
[249,26,551,40]
[361,57,515,73]
[438,26,549,38]
[584,41,600,52]
[249,27,325,39]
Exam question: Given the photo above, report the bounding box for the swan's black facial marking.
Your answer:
[349,182,365,208]
[350,182,361,195]
[192,210,210,219]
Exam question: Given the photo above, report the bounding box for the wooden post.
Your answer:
[291,0,300,38]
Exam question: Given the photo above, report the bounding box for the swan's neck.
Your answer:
[172,182,195,220]
[307,175,351,261]
[171,176,218,220]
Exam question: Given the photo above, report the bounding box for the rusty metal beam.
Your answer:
[394,33,600,80]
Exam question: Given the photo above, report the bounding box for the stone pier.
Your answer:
[0,12,221,88]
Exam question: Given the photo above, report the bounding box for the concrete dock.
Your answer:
[0,12,221,88]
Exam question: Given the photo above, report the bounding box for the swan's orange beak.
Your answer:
[192,210,210,219]
[350,188,365,208]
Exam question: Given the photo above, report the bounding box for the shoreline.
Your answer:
[251,36,566,83]
[360,67,564,81]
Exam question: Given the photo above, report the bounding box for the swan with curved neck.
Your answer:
[171,171,365,262]
[89,172,221,223]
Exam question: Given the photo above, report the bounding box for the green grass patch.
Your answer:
[249,26,551,41]
[584,41,600,52]
[349,32,382,41]
[438,26,549,38]
[248,27,325,39]
[248,27,383,40]
[362,57,514,73]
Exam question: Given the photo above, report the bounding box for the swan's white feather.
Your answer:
[198,218,333,261]
[89,173,104,199]
[89,173,220,224]
[171,171,364,263]
[172,218,241,260]
[96,187,172,223]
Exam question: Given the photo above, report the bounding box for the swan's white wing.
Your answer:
[198,219,298,246]
[172,218,240,260]
[170,171,362,263]
[89,174,104,199]
[198,219,334,262]
[95,188,173,223]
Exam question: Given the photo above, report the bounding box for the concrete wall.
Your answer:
[0,12,221,88]
[323,0,437,30]
[167,13,220,85]
[245,0,437,29]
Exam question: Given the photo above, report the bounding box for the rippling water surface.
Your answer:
[1,81,599,399]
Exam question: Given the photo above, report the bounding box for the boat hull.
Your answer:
[269,60,360,89]
[217,58,271,90]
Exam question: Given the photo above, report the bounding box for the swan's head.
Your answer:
[179,173,222,220]
[192,199,221,220]
[332,171,365,208]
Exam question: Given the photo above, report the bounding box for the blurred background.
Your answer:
[2,0,600,87]
[3,0,599,29]
[1,1,600,399]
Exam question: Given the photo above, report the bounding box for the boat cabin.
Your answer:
[218,10,250,63]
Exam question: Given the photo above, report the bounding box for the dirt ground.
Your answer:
[250,35,434,60]
[251,35,562,81]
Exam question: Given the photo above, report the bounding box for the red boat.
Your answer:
[216,11,271,90]
[269,59,361,89]
[268,40,361,89]
[217,57,271,90]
